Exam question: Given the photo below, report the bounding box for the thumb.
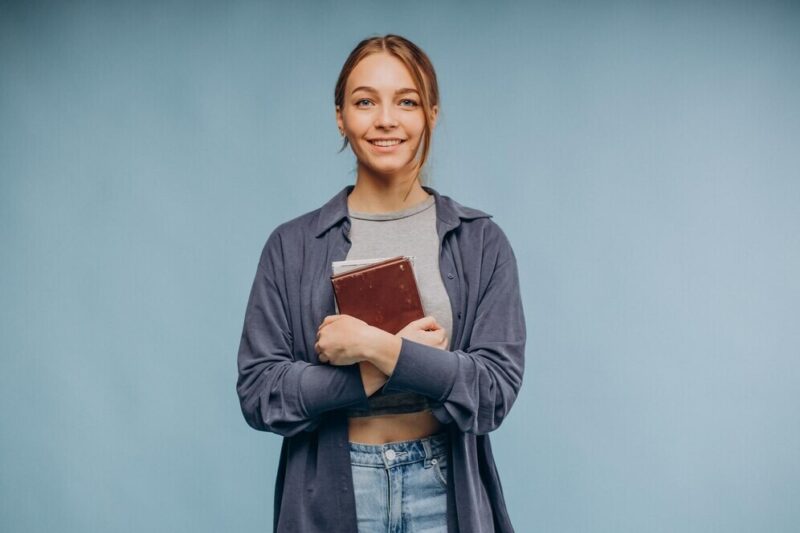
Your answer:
[415,315,439,329]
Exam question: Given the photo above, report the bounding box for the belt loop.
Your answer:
[421,437,433,468]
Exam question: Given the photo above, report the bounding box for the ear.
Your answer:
[335,105,344,134]
[429,104,439,130]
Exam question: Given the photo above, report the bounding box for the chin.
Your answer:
[371,164,416,178]
[360,156,409,172]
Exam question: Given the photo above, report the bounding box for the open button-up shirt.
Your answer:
[236,184,526,532]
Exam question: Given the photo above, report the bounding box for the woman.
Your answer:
[237,34,526,533]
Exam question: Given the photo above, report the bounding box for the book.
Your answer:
[330,256,424,334]
[332,255,417,276]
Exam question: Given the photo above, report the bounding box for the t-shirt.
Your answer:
[341,193,454,417]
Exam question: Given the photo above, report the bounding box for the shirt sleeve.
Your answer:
[381,222,526,435]
[236,229,370,437]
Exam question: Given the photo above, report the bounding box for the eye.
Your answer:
[399,98,419,107]
[355,98,373,107]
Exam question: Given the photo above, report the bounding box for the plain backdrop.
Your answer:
[1,1,799,532]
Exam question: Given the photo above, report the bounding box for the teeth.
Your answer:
[371,139,403,147]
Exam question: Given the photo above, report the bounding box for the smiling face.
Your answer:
[336,52,438,182]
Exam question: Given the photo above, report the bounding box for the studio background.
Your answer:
[1,1,798,532]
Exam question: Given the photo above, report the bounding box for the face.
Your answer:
[336,52,438,181]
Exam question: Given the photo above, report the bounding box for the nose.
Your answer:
[375,104,398,129]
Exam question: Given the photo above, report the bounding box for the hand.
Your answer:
[315,314,374,366]
[396,315,449,350]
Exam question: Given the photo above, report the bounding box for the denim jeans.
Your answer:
[349,432,449,533]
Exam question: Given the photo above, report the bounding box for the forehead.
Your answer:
[347,53,418,93]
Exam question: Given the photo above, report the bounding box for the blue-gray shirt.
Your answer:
[236,184,526,532]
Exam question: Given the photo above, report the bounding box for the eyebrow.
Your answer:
[350,86,419,96]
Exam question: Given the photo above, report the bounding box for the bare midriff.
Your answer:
[348,410,443,444]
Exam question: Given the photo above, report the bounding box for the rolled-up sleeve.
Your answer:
[236,229,369,437]
[381,223,526,435]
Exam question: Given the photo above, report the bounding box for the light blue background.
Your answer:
[2,1,798,532]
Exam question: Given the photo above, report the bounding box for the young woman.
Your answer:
[237,34,526,533]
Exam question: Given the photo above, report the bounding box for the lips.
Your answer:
[367,138,406,153]
[368,139,405,147]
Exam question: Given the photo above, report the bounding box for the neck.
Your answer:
[347,165,430,213]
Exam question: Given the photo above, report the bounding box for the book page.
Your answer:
[331,255,416,276]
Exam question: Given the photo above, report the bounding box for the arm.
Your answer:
[359,361,390,396]
[236,229,370,437]
[368,224,526,435]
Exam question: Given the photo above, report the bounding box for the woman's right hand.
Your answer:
[396,316,449,350]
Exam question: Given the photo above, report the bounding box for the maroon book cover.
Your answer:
[330,256,424,334]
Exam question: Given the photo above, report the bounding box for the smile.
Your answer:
[368,139,405,147]
[367,139,406,153]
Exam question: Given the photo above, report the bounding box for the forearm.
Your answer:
[359,361,389,396]
[237,358,370,436]
[360,326,402,376]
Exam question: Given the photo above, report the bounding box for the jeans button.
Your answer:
[431,458,438,465]
[385,449,396,461]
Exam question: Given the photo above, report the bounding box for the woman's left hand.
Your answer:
[315,314,375,366]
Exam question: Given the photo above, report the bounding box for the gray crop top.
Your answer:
[341,192,453,417]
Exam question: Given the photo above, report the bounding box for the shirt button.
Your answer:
[385,449,396,461]
[431,458,438,465]
[447,273,454,279]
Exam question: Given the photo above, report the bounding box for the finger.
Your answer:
[414,315,438,329]
[319,314,345,330]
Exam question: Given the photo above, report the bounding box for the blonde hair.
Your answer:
[334,34,440,185]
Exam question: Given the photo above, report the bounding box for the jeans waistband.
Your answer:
[349,432,449,468]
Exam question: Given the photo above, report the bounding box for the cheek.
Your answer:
[406,116,427,138]
[344,113,372,134]
[406,125,427,149]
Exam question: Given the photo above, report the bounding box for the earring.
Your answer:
[339,129,345,137]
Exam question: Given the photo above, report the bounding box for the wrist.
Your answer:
[362,326,402,375]
[359,361,387,396]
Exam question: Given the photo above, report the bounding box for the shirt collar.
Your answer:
[314,184,492,238]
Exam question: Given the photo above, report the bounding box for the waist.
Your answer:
[349,432,450,467]
[347,409,443,444]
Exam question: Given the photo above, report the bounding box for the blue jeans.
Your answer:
[349,432,449,533]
